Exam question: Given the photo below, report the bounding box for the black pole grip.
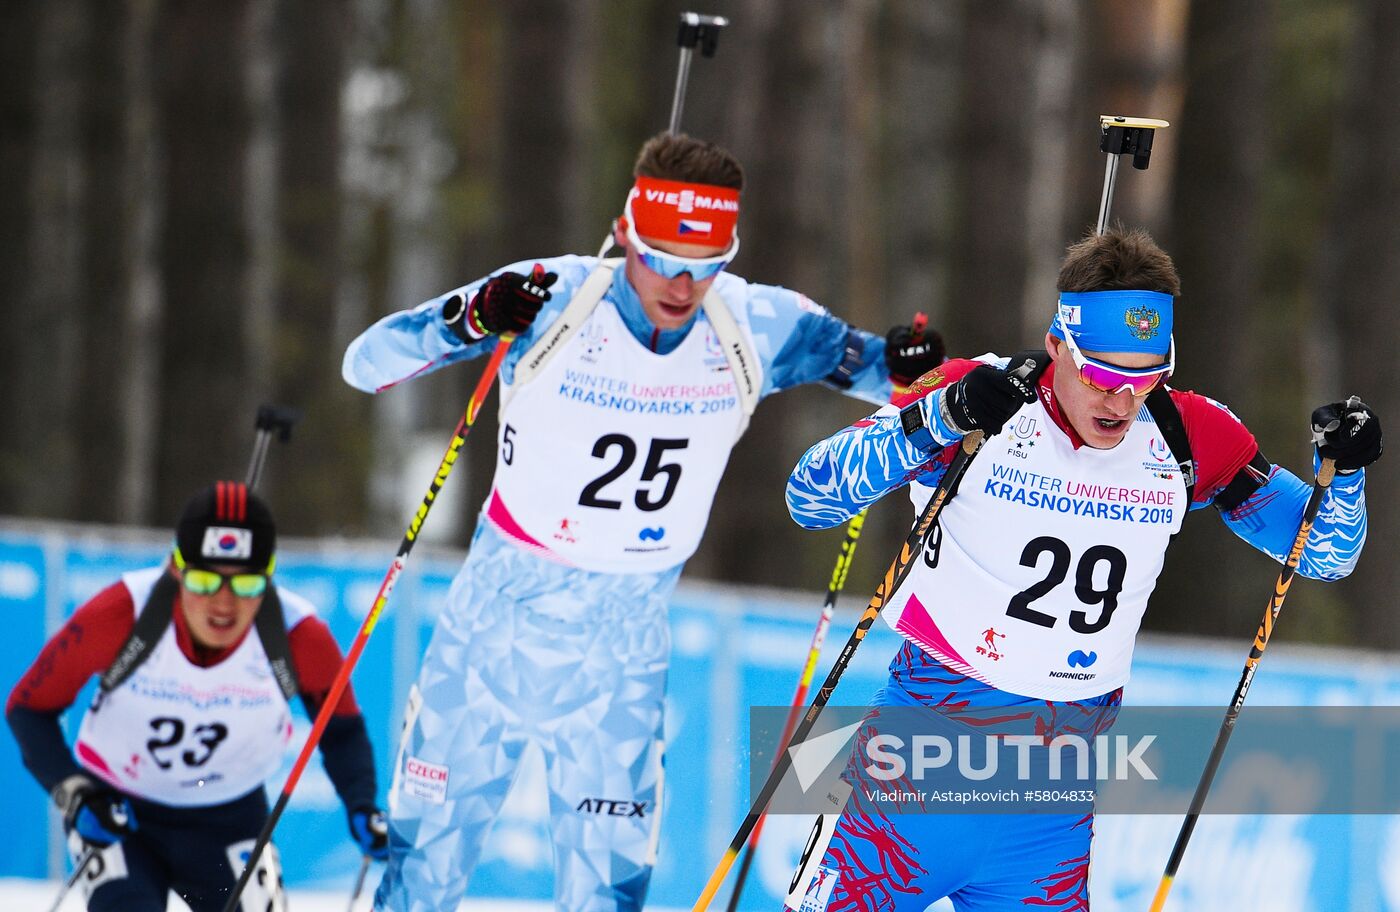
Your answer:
[1099,123,1157,171]
[677,12,727,57]
[255,404,303,442]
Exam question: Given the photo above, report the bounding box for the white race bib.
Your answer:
[884,399,1186,699]
[75,568,298,805]
[490,302,752,572]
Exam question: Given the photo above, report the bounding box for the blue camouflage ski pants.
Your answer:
[374,520,679,912]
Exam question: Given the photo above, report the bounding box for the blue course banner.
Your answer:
[3,524,1399,910]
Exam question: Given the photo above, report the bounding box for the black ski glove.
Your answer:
[1311,396,1382,473]
[885,317,946,388]
[941,363,1038,436]
[444,265,558,341]
[53,774,138,848]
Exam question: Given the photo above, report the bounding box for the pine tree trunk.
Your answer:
[75,1,134,523]
[20,0,88,518]
[1313,0,1400,646]
[269,0,365,531]
[944,0,1047,355]
[0,0,43,512]
[1155,0,1275,636]
[116,0,165,524]
[153,0,255,520]
[688,0,871,587]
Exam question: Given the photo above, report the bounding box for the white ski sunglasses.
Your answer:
[619,197,739,281]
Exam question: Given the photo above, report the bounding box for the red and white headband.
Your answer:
[622,176,740,248]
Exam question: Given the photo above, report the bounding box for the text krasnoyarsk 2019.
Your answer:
[750,705,1400,815]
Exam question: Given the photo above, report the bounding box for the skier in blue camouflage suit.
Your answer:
[342,132,946,912]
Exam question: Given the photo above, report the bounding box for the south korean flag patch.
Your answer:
[202,526,253,561]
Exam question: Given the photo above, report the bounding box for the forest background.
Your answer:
[3,0,1397,648]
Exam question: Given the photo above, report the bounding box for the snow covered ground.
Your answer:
[0,879,691,912]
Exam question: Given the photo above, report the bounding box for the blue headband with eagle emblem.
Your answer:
[1047,290,1174,356]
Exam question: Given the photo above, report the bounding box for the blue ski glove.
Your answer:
[349,807,390,861]
[53,775,137,848]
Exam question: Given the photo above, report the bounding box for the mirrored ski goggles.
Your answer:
[622,203,739,281]
[1058,315,1174,396]
[173,548,272,598]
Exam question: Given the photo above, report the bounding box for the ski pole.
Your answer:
[723,311,932,909]
[1147,458,1336,912]
[45,847,96,912]
[724,511,866,912]
[693,424,989,911]
[219,326,519,912]
[594,11,727,260]
[669,12,728,134]
[346,854,371,912]
[245,404,302,489]
[1095,115,1169,234]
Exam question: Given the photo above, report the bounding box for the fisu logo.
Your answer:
[702,329,730,373]
[581,321,608,359]
[705,328,723,359]
[1013,416,1037,439]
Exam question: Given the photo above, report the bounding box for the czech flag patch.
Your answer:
[677,218,713,237]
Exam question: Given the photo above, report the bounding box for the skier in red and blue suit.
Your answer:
[7,483,386,911]
[782,229,1378,912]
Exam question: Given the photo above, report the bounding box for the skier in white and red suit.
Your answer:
[6,482,388,912]
[783,229,1379,912]
[341,131,945,912]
